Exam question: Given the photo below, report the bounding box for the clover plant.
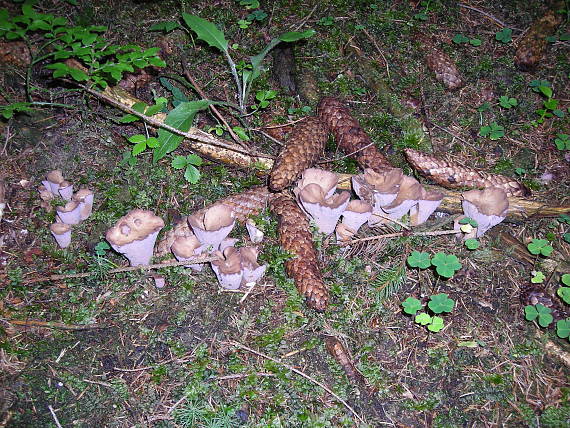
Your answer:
[171,154,203,184]
[527,239,554,257]
[524,303,553,328]
[495,28,512,43]
[479,123,505,140]
[554,134,570,151]
[407,251,462,279]
[402,294,455,333]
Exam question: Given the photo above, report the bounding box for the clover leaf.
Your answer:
[531,270,545,284]
[558,287,570,305]
[415,312,432,326]
[427,316,445,332]
[452,34,469,44]
[465,238,479,250]
[402,297,423,315]
[407,251,431,269]
[524,304,553,328]
[562,274,570,286]
[171,154,202,184]
[557,318,570,340]
[527,239,554,257]
[495,28,512,43]
[430,253,462,278]
[428,293,455,314]
[554,134,570,151]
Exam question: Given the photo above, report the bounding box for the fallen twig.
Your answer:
[338,229,458,246]
[227,340,366,425]
[5,319,108,330]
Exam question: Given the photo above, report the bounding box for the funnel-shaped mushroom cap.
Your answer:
[56,200,82,225]
[106,209,165,266]
[171,234,205,271]
[462,187,508,237]
[246,219,264,244]
[335,223,356,243]
[72,188,94,220]
[211,246,243,289]
[342,200,372,232]
[42,170,65,195]
[219,238,239,252]
[409,188,444,226]
[58,181,73,201]
[295,168,339,199]
[299,184,351,234]
[188,204,235,250]
[352,168,404,214]
[50,222,71,248]
[381,176,423,220]
[240,246,267,285]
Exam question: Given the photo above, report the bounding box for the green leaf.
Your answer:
[415,312,432,326]
[278,29,316,42]
[452,34,469,44]
[495,28,512,43]
[149,21,181,32]
[132,141,147,156]
[498,95,517,108]
[531,270,545,284]
[232,126,250,141]
[430,253,462,278]
[427,316,444,332]
[525,304,553,327]
[186,154,202,166]
[407,251,431,269]
[562,274,570,286]
[428,293,455,314]
[181,13,228,52]
[153,100,211,163]
[469,38,481,46]
[68,66,89,81]
[527,238,553,256]
[171,155,188,169]
[184,164,201,184]
[524,305,538,321]
[146,137,159,148]
[464,238,479,250]
[557,319,570,339]
[119,114,139,123]
[128,134,146,144]
[459,217,478,227]
[402,297,423,315]
[539,86,553,98]
[557,287,570,305]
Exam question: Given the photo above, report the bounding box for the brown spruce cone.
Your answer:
[515,4,563,70]
[271,194,329,311]
[425,48,464,90]
[404,148,531,197]
[156,186,272,257]
[324,336,366,384]
[269,116,328,191]
[318,97,393,173]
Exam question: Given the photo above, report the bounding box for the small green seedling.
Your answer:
[247,10,267,21]
[558,274,570,305]
[94,241,111,257]
[238,19,251,29]
[253,90,277,109]
[128,135,160,156]
[402,297,423,315]
[415,312,432,325]
[554,134,570,151]
[430,252,462,278]
[407,251,431,269]
[171,154,203,184]
[453,34,481,46]
[477,102,491,113]
[317,16,334,26]
[531,270,545,284]
[413,0,432,21]
[459,217,478,234]
[464,238,479,250]
[529,79,552,96]
[479,123,505,140]
[524,303,553,327]
[402,294,455,333]
[495,28,512,43]
[514,168,527,176]
[527,239,554,257]
[428,293,455,313]
[498,96,517,109]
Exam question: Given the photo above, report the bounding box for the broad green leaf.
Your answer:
[278,29,315,42]
[184,164,201,184]
[407,251,431,269]
[132,141,147,156]
[415,312,432,326]
[131,102,146,114]
[146,137,159,148]
[181,14,228,52]
[119,114,139,123]
[171,155,187,169]
[232,126,250,141]
[428,293,455,314]
[149,21,180,32]
[68,67,88,81]
[128,134,146,144]
[427,316,444,332]
[402,297,423,315]
[153,100,211,163]
[186,154,202,166]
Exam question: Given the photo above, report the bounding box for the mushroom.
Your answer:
[210,246,243,289]
[461,187,509,237]
[72,188,94,220]
[240,246,267,286]
[341,200,372,233]
[352,168,403,208]
[246,219,264,243]
[171,234,205,271]
[335,223,357,243]
[298,183,351,234]
[295,168,339,199]
[380,176,423,221]
[56,200,82,225]
[188,204,236,251]
[58,181,73,201]
[42,170,65,196]
[409,188,444,226]
[50,223,71,248]
[219,237,239,252]
[106,209,165,266]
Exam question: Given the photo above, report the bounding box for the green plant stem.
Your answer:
[223,50,244,112]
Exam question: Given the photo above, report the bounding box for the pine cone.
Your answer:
[425,48,464,90]
[404,148,531,197]
[156,186,272,257]
[515,6,563,70]
[271,194,329,311]
[317,97,392,173]
[269,117,328,191]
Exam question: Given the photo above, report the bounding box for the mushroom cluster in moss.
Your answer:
[461,187,509,237]
[210,245,267,290]
[187,204,236,251]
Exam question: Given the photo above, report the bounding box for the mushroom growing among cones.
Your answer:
[106,209,165,266]
[188,204,235,251]
[58,181,73,201]
[72,188,94,221]
[50,223,71,248]
[56,200,82,225]
[295,168,339,199]
[240,246,267,286]
[341,200,372,232]
[461,187,509,237]
[42,170,65,196]
[210,246,243,290]
[409,188,444,226]
[352,168,404,215]
[381,176,423,221]
[298,183,351,234]
[171,234,205,271]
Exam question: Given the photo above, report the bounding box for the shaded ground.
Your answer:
[1,0,569,427]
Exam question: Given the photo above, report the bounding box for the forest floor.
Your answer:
[1,0,569,427]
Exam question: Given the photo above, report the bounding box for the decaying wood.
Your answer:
[92,88,570,220]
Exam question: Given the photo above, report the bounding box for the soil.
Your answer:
[1,1,569,427]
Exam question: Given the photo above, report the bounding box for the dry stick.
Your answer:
[5,319,108,330]
[457,3,509,28]
[182,63,247,149]
[23,256,220,284]
[228,340,366,425]
[361,28,391,79]
[48,405,63,428]
[339,229,459,246]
